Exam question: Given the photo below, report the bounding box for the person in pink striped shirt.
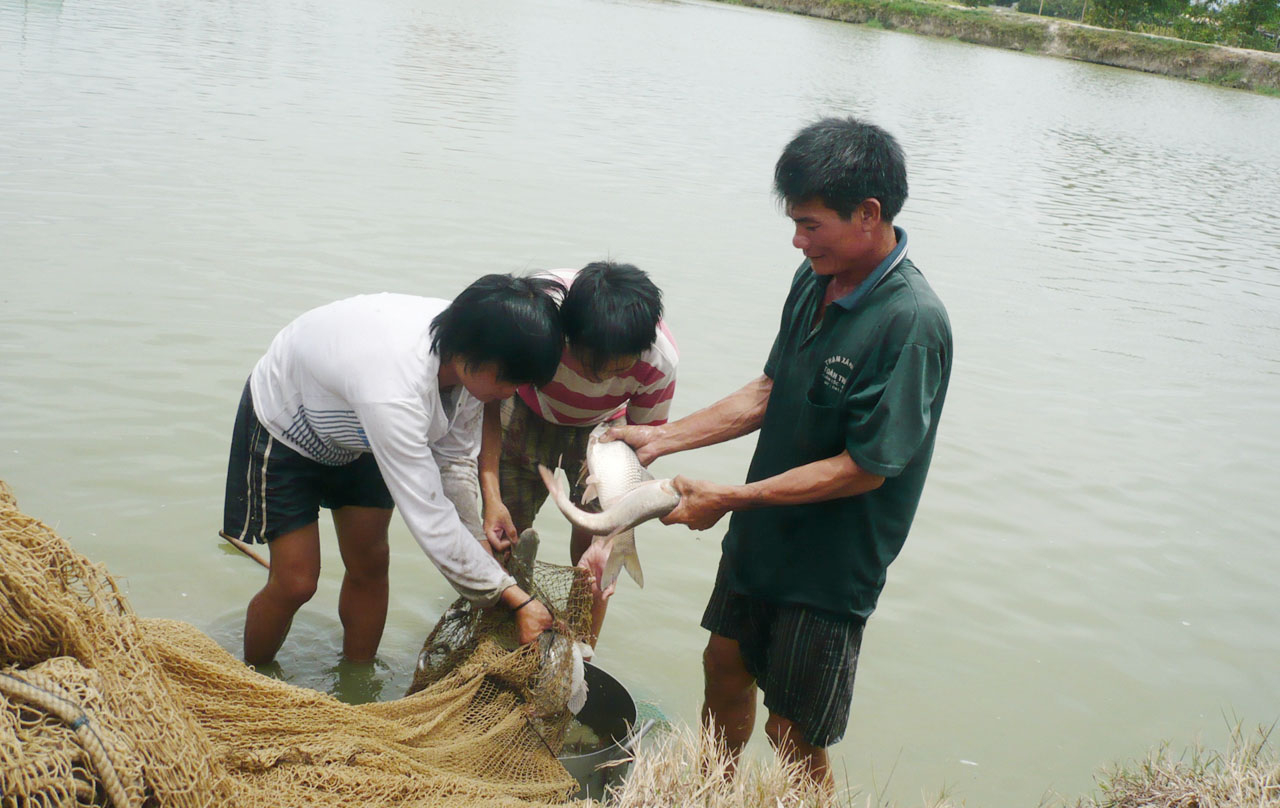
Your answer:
[478,261,677,638]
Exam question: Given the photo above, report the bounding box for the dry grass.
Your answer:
[585,722,1280,808]
[590,723,957,808]
[1072,724,1280,808]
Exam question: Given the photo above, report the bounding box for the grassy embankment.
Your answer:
[594,722,1280,807]
[713,0,1280,95]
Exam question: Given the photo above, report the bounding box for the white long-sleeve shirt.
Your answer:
[249,293,515,605]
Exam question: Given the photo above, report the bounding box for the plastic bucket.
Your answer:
[557,662,651,801]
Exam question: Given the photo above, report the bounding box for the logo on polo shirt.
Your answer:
[822,355,853,392]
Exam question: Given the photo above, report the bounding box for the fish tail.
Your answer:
[601,542,623,590]
[622,550,645,588]
[603,531,644,589]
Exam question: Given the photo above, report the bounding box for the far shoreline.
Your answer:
[708,0,1280,95]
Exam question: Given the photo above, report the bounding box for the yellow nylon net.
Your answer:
[0,480,596,808]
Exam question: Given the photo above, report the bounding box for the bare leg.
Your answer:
[701,633,757,777]
[333,506,392,662]
[569,525,592,565]
[244,524,321,666]
[765,713,834,794]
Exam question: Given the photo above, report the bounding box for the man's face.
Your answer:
[787,198,875,278]
[565,347,639,383]
[455,361,519,403]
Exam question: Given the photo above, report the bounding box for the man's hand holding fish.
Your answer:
[655,476,735,531]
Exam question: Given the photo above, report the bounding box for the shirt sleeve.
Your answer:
[437,454,485,542]
[763,330,785,380]
[427,395,487,541]
[842,342,947,478]
[764,261,811,379]
[355,399,515,605]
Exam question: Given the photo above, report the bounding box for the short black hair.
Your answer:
[773,116,908,222]
[430,273,563,387]
[561,261,663,375]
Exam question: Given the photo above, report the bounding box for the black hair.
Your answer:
[560,261,663,375]
[430,273,564,387]
[773,116,908,222]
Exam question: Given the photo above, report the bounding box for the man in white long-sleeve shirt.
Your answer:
[221,274,563,666]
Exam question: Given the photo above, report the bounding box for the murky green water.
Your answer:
[4,0,1279,804]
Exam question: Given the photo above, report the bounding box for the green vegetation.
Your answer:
[1032,0,1087,19]
[719,0,1280,94]
[998,0,1278,52]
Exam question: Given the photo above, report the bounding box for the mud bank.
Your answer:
[715,0,1280,94]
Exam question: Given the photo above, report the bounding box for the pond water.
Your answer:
[4,0,1279,804]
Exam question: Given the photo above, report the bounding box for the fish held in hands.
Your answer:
[536,424,680,589]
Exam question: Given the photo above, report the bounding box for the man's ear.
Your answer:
[858,198,883,228]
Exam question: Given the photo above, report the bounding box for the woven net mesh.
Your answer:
[0,480,598,808]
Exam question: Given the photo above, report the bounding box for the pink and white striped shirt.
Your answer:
[517,268,679,427]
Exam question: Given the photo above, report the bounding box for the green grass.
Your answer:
[808,0,1052,50]
[1212,68,1248,85]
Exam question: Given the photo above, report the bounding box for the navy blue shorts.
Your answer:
[221,381,394,544]
[700,555,865,748]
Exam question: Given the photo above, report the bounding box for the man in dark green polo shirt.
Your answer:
[607,116,951,789]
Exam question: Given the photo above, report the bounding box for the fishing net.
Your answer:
[0,480,599,808]
[409,537,596,749]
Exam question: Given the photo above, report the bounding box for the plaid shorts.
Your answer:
[221,380,393,544]
[701,555,865,748]
[497,396,604,531]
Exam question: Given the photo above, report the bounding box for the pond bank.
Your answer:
[711,0,1280,94]
[602,722,1280,807]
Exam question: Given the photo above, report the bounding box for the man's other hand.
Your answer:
[483,499,518,558]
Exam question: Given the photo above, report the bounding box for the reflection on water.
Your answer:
[3,0,1279,805]
[204,610,403,704]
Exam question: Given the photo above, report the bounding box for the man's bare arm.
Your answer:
[607,374,773,465]
[479,400,517,554]
[663,452,884,531]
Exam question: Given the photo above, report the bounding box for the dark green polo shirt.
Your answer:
[721,230,952,620]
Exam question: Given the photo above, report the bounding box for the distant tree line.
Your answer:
[968,0,1280,51]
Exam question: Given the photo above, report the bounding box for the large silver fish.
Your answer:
[537,423,680,589]
[531,631,593,716]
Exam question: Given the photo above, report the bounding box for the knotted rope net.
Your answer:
[0,480,597,808]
